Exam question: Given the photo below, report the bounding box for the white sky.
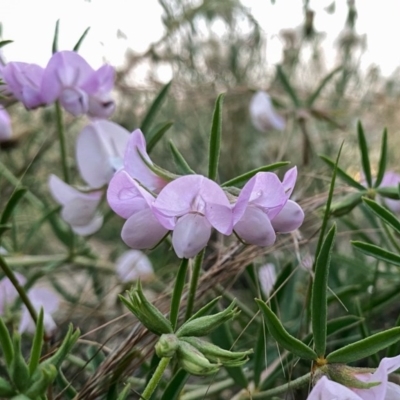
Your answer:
[1,0,400,79]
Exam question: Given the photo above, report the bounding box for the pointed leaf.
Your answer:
[0,40,13,49]
[253,324,267,388]
[160,369,188,400]
[29,308,44,376]
[256,299,317,360]
[307,66,342,107]
[208,94,224,181]
[320,155,365,190]
[169,140,196,175]
[376,186,400,200]
[327,327,400,363]
[0,317,13,368]
[352,241,400,267]
[73,27,90,52]
[357,121,372,187]
[362,197,400,234]
[276,65,300,107]
[170,258,189,330]
[116,383,131,400]
[147,121,174,153]
[221,162,290,188]
[52,19,60,54]
[186,296,221,323]
[374,128,388,187]
[312,224,336,357]
[1,188,27,225]
[141,81,172,134]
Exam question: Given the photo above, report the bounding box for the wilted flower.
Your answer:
[0,273,27,315]
[249,91,285,132]
[258,263,277,297]
[19,287,59,335]
[76,120,130,188]
[0,107,12,142]
[153,175,233,258]
[116,250,154,282]
[48,174,103,236]
[41,51,115,118]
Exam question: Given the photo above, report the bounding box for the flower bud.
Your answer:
[177,340,220,376]
[155,334,180,358]
[176,301,239,337]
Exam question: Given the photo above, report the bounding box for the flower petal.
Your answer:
[116,250,153,282]
[282,167,298,197]
[59,87,89,116]
[204,202,233,235]
[259,263,277,297]
[0,108,12,142]
[71,213,103,236]
[307,376,363,400]
[271,200,304,233]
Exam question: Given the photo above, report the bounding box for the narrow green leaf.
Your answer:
[387,314,400,357]
[169,140,196,175]
[0,40,13,49]
[253,324,267,388]
[362,197,400,234]
[28,308,44,376]
[327,327,400,363]
[352,241,400,267]
[276,65,300,107]
[221,162,290,188]
[146,121,174,153]
[329,192,363,217]
[208,94,224,181]
[137,148,178,182]
[374,128,388,187]
[376,186,400,200]
[320,155,365,191]
[256,299,317,360]
[0,317,13,368]
[307,66,342,107]
[186,296,221,323]
[312,224,337,357]
[170,258,189,330]
[141,81,172,134]
[160,369,188,400]
[116,383,131,400]
[73,27,90,52]
[52,19,60,54]
[357,121,372,187]
[0,224,11,236]
[270,262,293,315]
[1,188,27,225]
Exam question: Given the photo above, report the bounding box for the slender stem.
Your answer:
[141,357,171,400]
[55,101,70,184]
[0,255,37,324]
[184,249,205,321]
[170,258,189,330]
[298,117,312,166]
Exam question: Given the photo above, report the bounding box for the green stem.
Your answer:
[141,357,171,400]
[184,250,205,321]
[55,101,70,184]
[0,255,37,324]
[170,258,189,330]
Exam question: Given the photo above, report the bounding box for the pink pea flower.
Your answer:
[249,91,285,132]
[122,129,167,193]
[49,174,103,236]
[0,107,12,142]
[258,263,277,297]
[0,273,27,315]
[2,62,45,109]
[153,175,233,258]
[116,250,154,282]
[19,287,59,335]
[41,51,115,118]
[76,120,130,188]
[107,170,168,249]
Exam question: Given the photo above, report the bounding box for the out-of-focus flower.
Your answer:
[41,51,115,118]
[0,273,27,315]
[76,120,130,188]
[48,174,103,236]
[378,172,400,214]
[19,287,59,335]
[307,376,363,399]
[116,250,154,282]
[0,107,12,142]
[107,170,168,249]
[153,175,233,258]
[233,167,304,247]
[249,91,285,132]
[2,62,45,108]
[258,263,277,297]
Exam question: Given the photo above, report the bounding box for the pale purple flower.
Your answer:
[123,129,167,193]
[49,174,103,236]
[107,170,168,249]
[41,51,115,118]
[0,273,27,315]
[249,91,285,132]
[153,175,233,258]
[258,263,277,297]
[0,107,12,142]
[19,287,59,335]
[2,62,45,108]
[116,250,154,282]
[233,167,304,246]
[308,376,363,400]
[76,120,130,188]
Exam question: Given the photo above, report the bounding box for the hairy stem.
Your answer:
[141,356,171,399]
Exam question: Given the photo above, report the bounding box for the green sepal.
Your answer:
[0,377,15,396]
[155,334,180,358]
[256,299,317,360]
[119,281,173,335]
[10,334,30,392]
[176,301,238,337]
[25,364,57,398]
[326,326,400,363]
